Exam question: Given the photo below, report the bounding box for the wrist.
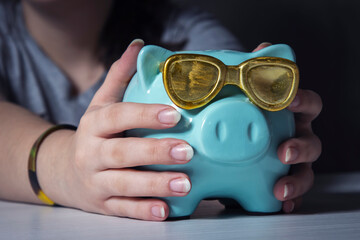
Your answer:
[35,127,76,206]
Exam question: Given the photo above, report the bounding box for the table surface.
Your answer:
[1,172,360,240]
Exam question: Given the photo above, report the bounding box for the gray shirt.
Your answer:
[0,1,242,126]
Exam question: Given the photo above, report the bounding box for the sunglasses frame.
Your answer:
[161,54,299,111]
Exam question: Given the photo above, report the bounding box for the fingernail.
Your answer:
[289,95,300,108]
[170,178,191,193]
[285,147,298,163]
[158,108,181,125]
[151,205,165,218]
[284,183,294,199]
[170,144,194,162]
[128,39,144,48]
[259,42,272,47]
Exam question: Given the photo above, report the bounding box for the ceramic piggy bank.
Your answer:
[123,44,298,217]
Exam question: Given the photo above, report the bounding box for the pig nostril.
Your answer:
[215,121,227,142]
[247,122,258,143]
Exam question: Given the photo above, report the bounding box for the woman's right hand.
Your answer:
[38,40,193,221]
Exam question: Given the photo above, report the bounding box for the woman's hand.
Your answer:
[274,88,322,213]
[39,40,193,221]
[253,42,322,213]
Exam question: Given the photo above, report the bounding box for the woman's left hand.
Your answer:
[274,88,322,212]
[254,43,323,213]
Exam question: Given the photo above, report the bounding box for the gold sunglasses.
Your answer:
[160,54,299,111]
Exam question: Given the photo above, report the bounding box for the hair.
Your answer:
[98,0,182,68]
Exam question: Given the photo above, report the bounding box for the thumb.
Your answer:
[252,42,272,52]
[90,39,144,108]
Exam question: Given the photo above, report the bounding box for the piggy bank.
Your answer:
[123,44,298,217]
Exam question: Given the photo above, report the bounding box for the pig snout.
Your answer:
[198,97,270,163]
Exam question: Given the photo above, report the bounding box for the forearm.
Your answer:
[0,101,65,204]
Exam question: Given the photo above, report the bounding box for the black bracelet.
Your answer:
[28,124,77,205]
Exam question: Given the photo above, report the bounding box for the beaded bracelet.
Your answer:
[28,124,77,205]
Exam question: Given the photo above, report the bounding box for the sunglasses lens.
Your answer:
[247,65,294,105]
[168,60,220,102]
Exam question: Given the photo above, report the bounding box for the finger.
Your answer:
[287,89,323,126]
[97,169,191,197]
[90,39,144,108]
[282,197,303,213]
[273,163,314,201]
[86,102,181,136]
[104,197,169,221]
[98,138,193,169]
[252,42,272,52]
[277,134,322,165]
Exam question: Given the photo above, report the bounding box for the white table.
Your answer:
[1,172,360,240]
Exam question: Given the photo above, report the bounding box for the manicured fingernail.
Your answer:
[289,95,300,108]
[151,205,165,218]
[285,147,298,163]
[158,108,181,125]
[170,144,193,162]
[283,201,295,213]
[128,39,144,48]
[170,178,191,193]
[284,183,294,199]
[259,42,272,47]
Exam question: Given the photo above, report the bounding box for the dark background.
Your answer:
[174,0,360,173]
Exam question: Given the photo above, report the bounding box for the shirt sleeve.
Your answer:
[0,77,7,101]
[0,37,7,101]
[161,7,244,51]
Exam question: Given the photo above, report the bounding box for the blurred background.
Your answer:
[173,0,360,173]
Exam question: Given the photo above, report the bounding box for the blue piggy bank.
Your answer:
[123,44,296,217]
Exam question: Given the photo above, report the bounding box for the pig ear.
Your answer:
[137,45,173,89]
[252,44,296,62]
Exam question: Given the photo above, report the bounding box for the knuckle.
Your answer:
[303,135,322,163]
[304,90,323,115]
[79,113,92,130]
[110,147,124,166]
[313,135,322,159]
[134,202,147,218]
[148,176,164,196]
[103,140,125,167]
[149,173,175,196]
[291,164,314,197]
[101,204,114,216]
[138,106,153,124]
[114,179,128,196]
[103,200,126,217]
[307,89,321,102]
[103,105,119,124]
[109,59,122,74]
[99,140,108,159]
[148,139,165,163]
[290,136,318,164]
[89,200,109,215]
[311,95,323,116]
[300,164,314,191]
